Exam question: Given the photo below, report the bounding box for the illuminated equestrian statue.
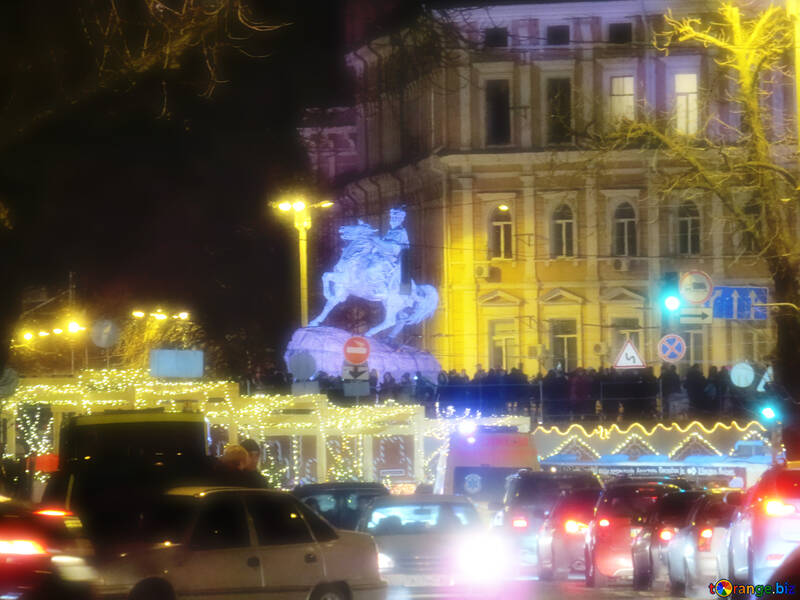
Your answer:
[309,206,438,338]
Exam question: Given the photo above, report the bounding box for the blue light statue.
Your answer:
[309,206,438,337]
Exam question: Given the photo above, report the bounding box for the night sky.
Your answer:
[0,0,354,375]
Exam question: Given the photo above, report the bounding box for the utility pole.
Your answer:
[68,272,75,375]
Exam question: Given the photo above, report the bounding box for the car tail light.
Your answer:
[512,517,528,529]
[698,528,713,551]
[564,520,588,534]
[34,509,72,517]
[764,499,796,517]
[658,528,674,542]
[0,539,49,556]
[598,518,610,527]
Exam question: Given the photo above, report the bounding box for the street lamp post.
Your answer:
[273,196,333,328]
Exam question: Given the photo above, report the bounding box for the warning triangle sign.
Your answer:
[613,339,646,369]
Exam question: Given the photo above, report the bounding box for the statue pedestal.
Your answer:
[284,326,441,382]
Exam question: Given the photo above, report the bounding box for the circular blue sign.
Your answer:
[658,334,686,362]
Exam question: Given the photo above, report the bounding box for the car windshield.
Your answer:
[363,503,479,535]
[552,490,601,521]
[512,474,600,506]
[653,492,704,525]
[697,497,736,524]
[600,487,667,518]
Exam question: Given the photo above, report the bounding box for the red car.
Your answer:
[0,499,96,600]
[585,482,681,586]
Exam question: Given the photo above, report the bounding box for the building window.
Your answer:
[741,324,767,362]
[484,27,508,47]
[675,73,699,135]
[551,204,574,257]
[611,318,641,360]
[610,76,635,122]
[741,200,762,254]
[551,319,578,373]
[486,80,511,145]
[613,202,637,256]
[678,201,701,255]
[490,206,513,259]
[547,78,572,144]
[608,22,633,43]
[547,25,570,45]
[682,326,704,366]
[490,320,518,370]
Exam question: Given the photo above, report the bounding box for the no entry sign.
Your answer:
[658,334,686,363]
[343,336,370,365]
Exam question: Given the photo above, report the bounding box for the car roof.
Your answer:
[601,482,682,496]
[368,494,471,507]
[166,486,292,499]
[293,482,389,494]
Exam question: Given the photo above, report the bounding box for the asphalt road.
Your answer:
[387,575,721,600]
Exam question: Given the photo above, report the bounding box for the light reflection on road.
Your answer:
[386,574,716,600]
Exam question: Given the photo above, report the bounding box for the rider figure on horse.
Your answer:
[367,206,409,291]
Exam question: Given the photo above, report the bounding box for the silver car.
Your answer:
[728,466,800,585]
[359,494,513,595]
[665,489,739,595]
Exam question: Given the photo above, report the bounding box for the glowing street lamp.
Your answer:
[132,310,145,318]
[22,332,33,341]
[271,195,334,327]
[67,321,83,334]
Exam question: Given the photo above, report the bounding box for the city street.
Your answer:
[387,577,717,600]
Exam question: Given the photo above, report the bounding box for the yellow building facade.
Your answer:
[301,0,782,375]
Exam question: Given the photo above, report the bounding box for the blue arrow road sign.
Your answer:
[704,286,768,320]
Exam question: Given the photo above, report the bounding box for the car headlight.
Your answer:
[378,552,395,572]
[456,535,511,580]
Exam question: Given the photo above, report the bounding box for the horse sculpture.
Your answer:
[308,215,438,338]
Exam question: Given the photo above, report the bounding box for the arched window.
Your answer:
[613,202,637,256]
[490,206,512,259]
[551,204,574,257]
[678,201,701,255]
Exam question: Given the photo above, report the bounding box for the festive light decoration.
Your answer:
[610,433,659,457]
[668,432,724,460]
[545,435,601,460]
[534,420,766,439]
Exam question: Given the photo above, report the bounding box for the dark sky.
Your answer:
[0,0,351,373]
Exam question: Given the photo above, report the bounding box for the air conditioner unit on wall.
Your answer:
[613,258,630,272]
[593,342,610,356]
[475,264,490,279]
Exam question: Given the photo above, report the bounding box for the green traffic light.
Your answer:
[664,295,681,312]
[761,406,777,420]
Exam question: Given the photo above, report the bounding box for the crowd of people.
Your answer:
[244,361,771,423]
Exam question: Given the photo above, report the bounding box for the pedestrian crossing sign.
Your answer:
[613,339,646,369]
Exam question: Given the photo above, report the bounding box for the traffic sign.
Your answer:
[343,336,370,365]
[678,307,713,324]
[730,362,755,388]
[756,365,772,392]
[658,334,686,363]
[614,339,646,369]
[342,361,370,381]
[91,319,120,349]
[680,270,713,305]
[705,286,768,320]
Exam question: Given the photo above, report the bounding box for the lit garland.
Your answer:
[17,404,53,458]
[545,435,602,460]
[668,432,724,459]
[610,433,659,457]
[534,420,766,439]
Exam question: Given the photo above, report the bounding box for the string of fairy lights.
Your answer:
[0,369,774,485]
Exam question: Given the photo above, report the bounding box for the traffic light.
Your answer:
[760,404,778,421]
[661,271,681,313]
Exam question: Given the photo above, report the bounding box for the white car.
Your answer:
[728,466,800,585]
[358,494,513,596]
[665,490,739,595]
[95,486,387,600]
